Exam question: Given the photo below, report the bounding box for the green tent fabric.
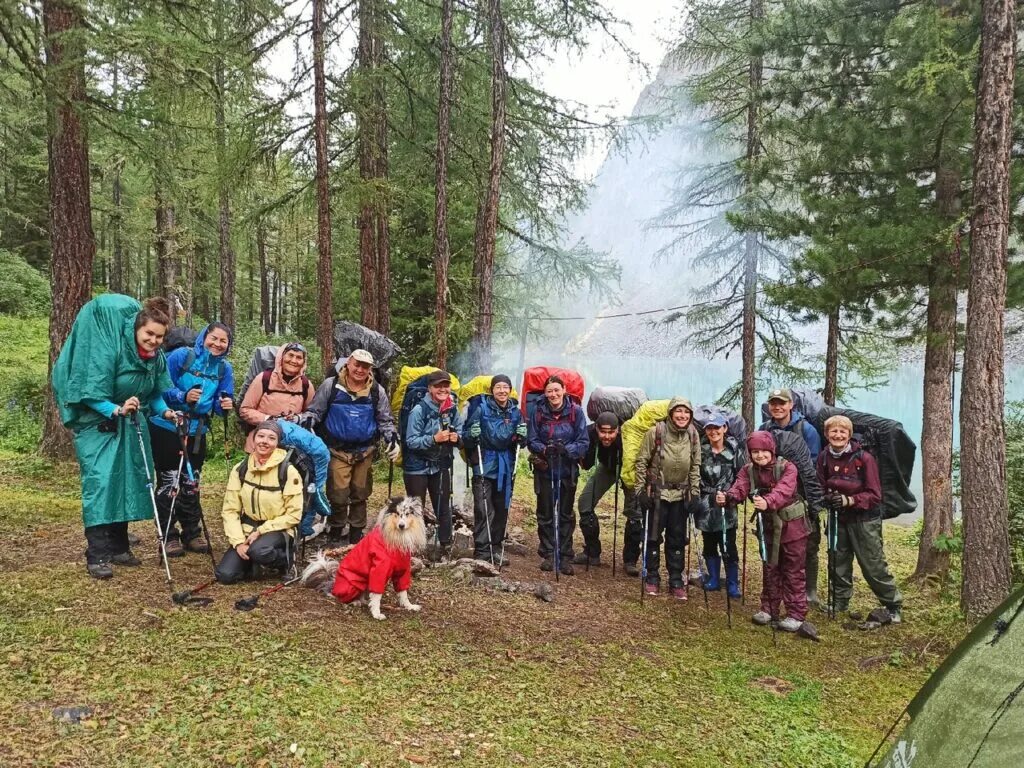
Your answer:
[867,586,1024,768]
[51,294,173,528]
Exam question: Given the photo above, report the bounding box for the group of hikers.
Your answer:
[51,294,905,637]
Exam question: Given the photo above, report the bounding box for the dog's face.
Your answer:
[377,496,427,554]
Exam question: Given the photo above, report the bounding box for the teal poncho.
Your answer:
[51,294,173,528]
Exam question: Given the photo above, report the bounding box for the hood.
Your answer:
[746,430,776,457]
[273,343,309,378]
[666,397,694,434]
[194,324,233,360]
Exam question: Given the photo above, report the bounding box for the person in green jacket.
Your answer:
[51,295,179,580]
[634,397,702,599]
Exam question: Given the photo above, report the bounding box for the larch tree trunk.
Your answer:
[257,220,271,334]
[823,305,839,406]
[110,57,124,295]
[154,183,178,322]
[433,0,454,368]
[960,0,1015,620]
[914,161,960,583]
[740,0,763,432]
[214,9,235,328]
[471,0,506,369]
[313,0,334,375]
[40,0,96,459]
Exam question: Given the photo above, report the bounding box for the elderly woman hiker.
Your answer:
[238,342,315,452]
[215,420,303,584]
[817,414,903,624]
[150,323,235,558]
[51,294,179,580]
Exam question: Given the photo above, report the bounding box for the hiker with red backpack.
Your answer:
[634,398,702,599]
[403,370,463,559]
[718,431,813,635]
[817,414,903,624]
[215,420,303,584]
[238,342,315,452]
[527,375,589,575]
[150,323,235,558]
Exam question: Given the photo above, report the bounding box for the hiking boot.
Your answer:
[670,586,687,601]
[623,561,640,577]
[127,532,142,547]
[110,551,142,567]
[539,558,554,572]
[644,582,660,596]
[87,562,113,580]
[806,587,819,607]
[572,552,601,567]
[778,617,802,633]
[751,610,772,626]
[888,608,903,625]
[184,537,210,554]
[559,561,575,576]
[867,607,894,626]
[164,539,185,558]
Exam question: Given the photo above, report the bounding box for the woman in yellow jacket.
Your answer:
[215,420,303,583]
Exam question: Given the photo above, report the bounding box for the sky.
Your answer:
[266,1,676,180]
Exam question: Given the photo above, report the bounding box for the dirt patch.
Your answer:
[751,675,795,696]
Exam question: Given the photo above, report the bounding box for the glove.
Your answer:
[469,423,482,439]
[516,423,528,439]
[544,443,564,458]
[385,441,401,462]
[528,454,549,472]
[825,491,848,511]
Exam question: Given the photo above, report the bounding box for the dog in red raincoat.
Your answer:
[301,496,427,620]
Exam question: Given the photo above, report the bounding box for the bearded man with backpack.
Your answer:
[634,398,702,599]
[305,349,398,545]
[817,414,903,623]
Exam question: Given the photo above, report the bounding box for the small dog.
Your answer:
[301,496,427,620]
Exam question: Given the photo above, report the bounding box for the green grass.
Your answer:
[0,314,971,767]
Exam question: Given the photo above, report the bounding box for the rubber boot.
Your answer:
[348,526,365,545]
[704,555,721,591]
[725,560,742,599]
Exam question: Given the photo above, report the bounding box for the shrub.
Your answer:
[0,250,50,317]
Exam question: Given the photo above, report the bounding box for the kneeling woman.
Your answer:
[51,295,178,580]
[215,421,303,583]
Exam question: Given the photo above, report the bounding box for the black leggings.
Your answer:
[214,531,292,584]
[701,526,739,564]
[150,425,208,543]
[404,471,453,545]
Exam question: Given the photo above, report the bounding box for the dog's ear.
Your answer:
[400,496,424,517]
[384,497,402,516]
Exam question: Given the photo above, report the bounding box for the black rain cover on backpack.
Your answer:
[163,326,198,354]
[760,387,825,426]
[815,406,917,520]
[692,404,748,443]
[773,430,824,513]
[331,320,401,373]
[586,386,647,424]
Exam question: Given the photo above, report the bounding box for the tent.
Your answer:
[867,586,1024,768]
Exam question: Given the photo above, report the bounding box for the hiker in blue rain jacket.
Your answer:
[461,374,525,565]
[404,370,463,555]
[527,375,589,575]
[150,323,235,557]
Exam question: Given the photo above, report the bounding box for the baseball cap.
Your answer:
[768,387,792,403]
[703,414,727,429]
[350,349,375,365]
[426,370,452,386]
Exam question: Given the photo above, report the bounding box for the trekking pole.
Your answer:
[219,390,232,467]
[234,575,302,611]
[753,504,777,647]
[721,505,732,629]
[130,413,173,584]
[387,458,395,498]
[499,443,521,568]
[551,450,561,582]
[741,502,749,606]
[827,507,837,621]
[172,577,216,607]
[640,502,650,605]
[685,511,692,599]
[477,445,494,565]
[611,458,620,577]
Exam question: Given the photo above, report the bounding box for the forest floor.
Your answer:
[0,315,971,767]
[0,451,970,768]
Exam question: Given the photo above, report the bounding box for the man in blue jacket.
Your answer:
[462,374,526,566]
[527,375,589,575]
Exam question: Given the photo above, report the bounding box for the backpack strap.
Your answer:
[262,369,311,401]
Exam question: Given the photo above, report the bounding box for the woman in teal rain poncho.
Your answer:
[51,295,179,580]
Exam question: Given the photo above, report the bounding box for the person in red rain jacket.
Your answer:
[717,430,811,634]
